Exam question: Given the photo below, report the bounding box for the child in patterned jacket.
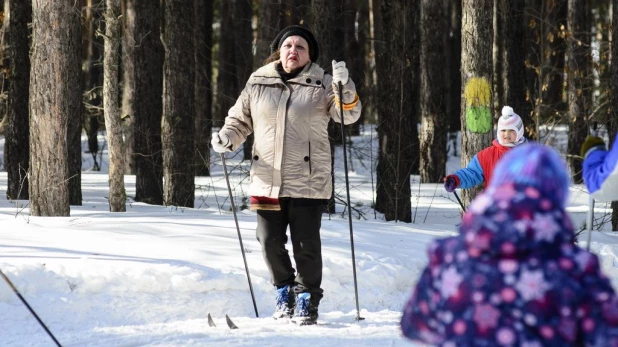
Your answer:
[402,143,618,346]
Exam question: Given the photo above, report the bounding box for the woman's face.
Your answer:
[279,36,311,73]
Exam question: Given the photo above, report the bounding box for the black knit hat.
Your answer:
[270,25,319,62]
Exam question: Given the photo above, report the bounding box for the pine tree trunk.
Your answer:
[611,0,618,231]
[6,0,31,200]
[83,0,103,174]
[447,0,462,150]
[194,0,213,176]
[314,0,345,214]
[29,0,81,216]
[103,0,126,212]
[502,0,528,133]
[374,0,418,222]
[133,0,163,205]
[121,0,135,175]
[420,0,448,183]
[215,0,237,128]
[235,0,254,161]
[525,0,542,138]
[80,0,105,178]
[255,0,283,69]
[162,0,195,208]
[493,0,504,113]
[68,0,85,206]
[460,0,493,205]
[344,0,364,136]
[358,0,372,130]
[66,0,88,206]
[566,0,591,184]
[541,0,567,128]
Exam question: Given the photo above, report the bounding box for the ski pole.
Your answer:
[586,194,595,251]
[586,123,598,251]
[0,269,62,347]
[220,153,259,317]
[338,81,364,321]
[453,190,466,213]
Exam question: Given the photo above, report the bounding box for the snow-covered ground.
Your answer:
[0,129,617,346]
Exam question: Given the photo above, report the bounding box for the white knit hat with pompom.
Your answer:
[497,106,524,145]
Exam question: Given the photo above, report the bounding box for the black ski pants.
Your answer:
[256,197,325,306]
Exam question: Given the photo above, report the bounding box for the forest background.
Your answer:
[0,0,616,230]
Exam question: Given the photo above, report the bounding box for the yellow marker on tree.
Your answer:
[464,77,492,133]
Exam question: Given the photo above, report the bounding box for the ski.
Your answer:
[207,313,216,327]
[207,313,238,329]
[291,318,317,326]
[207,313,323,329]
[225,314,239,329]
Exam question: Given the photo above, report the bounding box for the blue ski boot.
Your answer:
[292,292,318,325]
[272,285,295,319]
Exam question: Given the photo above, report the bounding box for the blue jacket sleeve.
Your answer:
[453,155,484,189]
[583,135,618,200]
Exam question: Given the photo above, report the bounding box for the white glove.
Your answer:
[332,60,349,85]
[211,133,232,153]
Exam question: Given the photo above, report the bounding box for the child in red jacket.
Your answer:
[444,106,526,192]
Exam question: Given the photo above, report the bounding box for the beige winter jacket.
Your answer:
[219,61,361,199]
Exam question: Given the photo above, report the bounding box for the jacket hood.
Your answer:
[459,182,574,258]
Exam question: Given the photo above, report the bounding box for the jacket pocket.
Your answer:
[302,141,311,176]
[250,146,262,183]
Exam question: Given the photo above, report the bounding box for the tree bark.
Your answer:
[525,0,542,138]
[540,0,567,129]
[460,0,493,205]
[194,0,213,176]
[344,0,365,135]
[162,0,195,208]
[83,0,103,173]
[103,0,126,212]
[493,0,504,114]
[234,0,254,161]
[255,0,284,69]
[420,0,448,183]
[502,0,530,137]
[6,0,31,200]
[29,0,81,216]
[374,0,418,222]
[215,0,236,128]
[566,0,591,184]
[66,0,87,206]
[121,0,135,175]
[314,0,345,214]
[610,0,618,230]
[133,0,163,205]
[447,0,462,156]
